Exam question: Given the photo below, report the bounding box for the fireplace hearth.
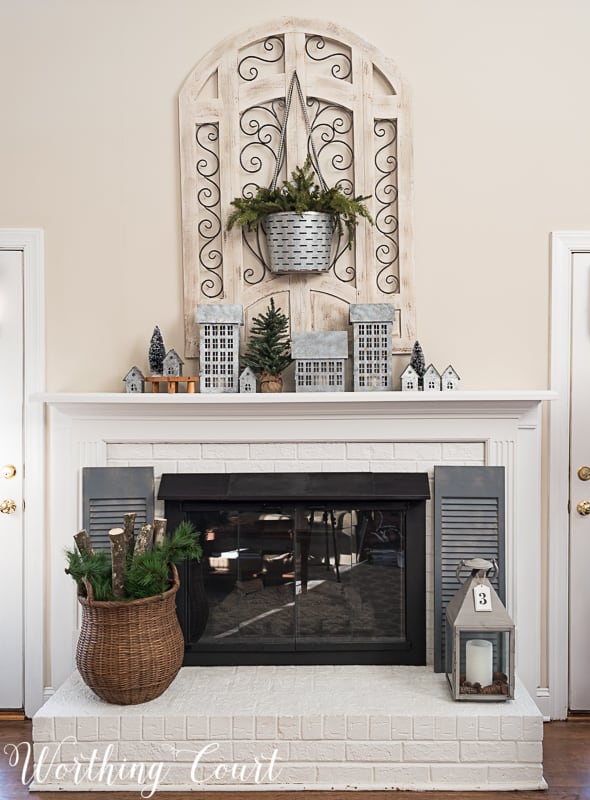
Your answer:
[159,472,430,666]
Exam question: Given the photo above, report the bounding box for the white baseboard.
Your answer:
[535,687,552,721]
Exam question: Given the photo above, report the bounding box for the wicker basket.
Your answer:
[264,211,333,273]
[76,563,184,705]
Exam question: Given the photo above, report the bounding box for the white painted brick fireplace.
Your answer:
[110,437,485,666]
[36,390,552,791]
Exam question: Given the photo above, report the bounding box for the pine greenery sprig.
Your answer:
[159,520,203,563]
[65,549,114,600]
[65,520,202,602]
[226,157,373,247]
[242,298,292,376]
[125,550,170,600]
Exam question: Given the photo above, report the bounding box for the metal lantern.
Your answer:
[445,557,515,701]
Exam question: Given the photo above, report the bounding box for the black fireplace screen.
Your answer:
[159,473,429,666]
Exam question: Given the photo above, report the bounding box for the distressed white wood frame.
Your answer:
[179,18,415,359]
[0,229,45,716]
[548,231,590,720]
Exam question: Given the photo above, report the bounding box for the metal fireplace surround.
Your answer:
[159,472,429,667]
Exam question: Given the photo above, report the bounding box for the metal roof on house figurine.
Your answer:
[348,303,398,324]
[349,303,396,392]
[292,331,348,393]
[291,331,348,359]
[196,304,244,393]
[195,304,244,325]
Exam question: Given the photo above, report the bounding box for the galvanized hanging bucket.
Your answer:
[264,211,333,273]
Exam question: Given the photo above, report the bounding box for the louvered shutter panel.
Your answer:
[433,466,505,672]
[82,467,154,550]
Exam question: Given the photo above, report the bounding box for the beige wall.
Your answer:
[2,0,589,393]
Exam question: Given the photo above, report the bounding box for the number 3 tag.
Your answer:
[473,585,492,612]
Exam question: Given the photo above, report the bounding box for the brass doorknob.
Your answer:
[0,499,17,515]
[1,464,16,479]
[578,466,590,482]
[577,500,590,516]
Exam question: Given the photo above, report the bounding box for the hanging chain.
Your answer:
[270,71,329,193]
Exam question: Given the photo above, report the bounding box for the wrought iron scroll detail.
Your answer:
[238,36,285,83]
[374,119,400,295]
[305,35,352,81]
[195,123,223,299]
[308,99,356,283]
[241,204,269,287]
[238,99,286,285]
[239,99,285,180]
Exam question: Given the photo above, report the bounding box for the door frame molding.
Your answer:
[548,231,590,719]
[0,229,45,716]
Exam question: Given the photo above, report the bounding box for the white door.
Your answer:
[569,251,590,711]
[0,250,24,709]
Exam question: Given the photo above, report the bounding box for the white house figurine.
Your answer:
[292,331,348,392]
[162,348,184,377]
[349,303,396,391]
[123,366,145,393]
[423,364,442,392]
[400,364,419,392]
[239,366,257,393]
[195,304,244,393]
[441,365,460,391]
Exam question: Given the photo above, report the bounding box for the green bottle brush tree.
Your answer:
[242,297,292,393]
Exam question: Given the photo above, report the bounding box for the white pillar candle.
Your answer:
[465,639,493,686]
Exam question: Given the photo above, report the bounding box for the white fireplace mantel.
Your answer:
[41,389,552,415]
[40,390,554,713]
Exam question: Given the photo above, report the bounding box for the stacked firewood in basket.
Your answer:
[66,515,202,602]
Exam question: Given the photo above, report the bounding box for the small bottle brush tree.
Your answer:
[148,325,166,375]
[242,298,292,393]
[410,340,426,389]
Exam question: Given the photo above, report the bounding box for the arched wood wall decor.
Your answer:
[179,18,415,359]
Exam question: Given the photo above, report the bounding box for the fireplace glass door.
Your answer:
[179,503,413,663]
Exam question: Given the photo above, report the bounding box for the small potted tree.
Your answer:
[242,298,292,392]
[227,158,373,274]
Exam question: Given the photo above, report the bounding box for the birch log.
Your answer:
[109,527,126,600]
[74,529,94,557]
[134,523,153,557]
[153,518,167,549]
[123,512,136,554]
